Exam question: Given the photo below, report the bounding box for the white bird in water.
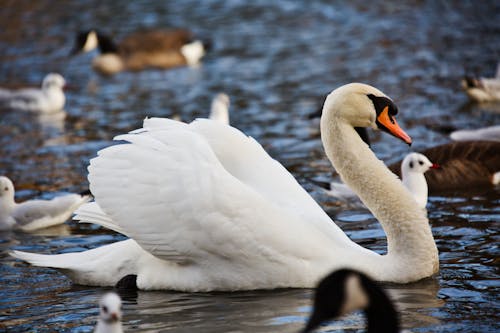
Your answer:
[461,63,500,102]
[0,73,66,113]
[326,152,439,209]
[0,176,90,231]
[302,269,399,333]
[94,292,123,333]
[450,125,500,142]
[10,83,438,291]
[209,93,230,125]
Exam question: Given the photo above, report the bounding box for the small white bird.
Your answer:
[209,93,230,125]
[0,176,89,231]
[94,292,123,333]
[450,125,500,142]
[302,269,399,333]
[0,73,66,113]
[326,152,438,209]
[461,64,500,102]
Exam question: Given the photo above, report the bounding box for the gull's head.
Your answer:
[322,83,412,145]
[99,292,122,324]
[402,152,439,174]
[42,73,66,90]
[0,176,14,199]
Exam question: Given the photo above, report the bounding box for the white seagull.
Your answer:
[0,73,66,113]
[209,93,230,125]
[10,83,438,291]
[94,292,123,333]
[0,176,89,231]
[461,63,500,102]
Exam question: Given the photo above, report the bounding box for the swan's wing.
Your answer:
[13,194,89,230]
[74,201,127,235]
[88,120,339,263]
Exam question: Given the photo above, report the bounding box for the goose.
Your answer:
[325,152,439,209]
[389,141,500,192]
[10,83,439,291]
[71,29,208,75]
[450,125,500,142]
[461,64,500,102]
[94,292,123,333]
[0,176,90,231]
[302,268,399,333]
[209,93,230,125]
[0,73,65,113]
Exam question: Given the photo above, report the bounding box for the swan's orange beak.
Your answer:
[377,106,412,145]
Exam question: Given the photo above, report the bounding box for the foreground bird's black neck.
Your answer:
[361,275,399,333]
[95,32,119,54]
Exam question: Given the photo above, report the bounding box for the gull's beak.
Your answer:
[430,163,440,169]
[377,106,412,145]
[110,312,119,322]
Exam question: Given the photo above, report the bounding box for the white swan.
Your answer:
[0,73,66,113]
[209,93,230,125]
[94,293,123,333]
[10,83,438,291]
[0,176,90,231]
[326,152,438,209]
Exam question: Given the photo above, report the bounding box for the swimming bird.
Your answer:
[0,73,65,113]
[389,141,500,192]
[71,29,208,75]
[450,125,500,142]
[302,269,399,333]
[326,152,438,209]
[461,64,500,102]
[10,83,438,291]
[0,176,90,231]
[209,93,230,125]
[94,292,123,333]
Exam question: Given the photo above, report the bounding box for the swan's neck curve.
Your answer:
[321,115,438,281]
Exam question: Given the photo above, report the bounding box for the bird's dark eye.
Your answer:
[409,162,414,168]
[4,187,7,191]
[102,305,108,313]
[418,160,424,165]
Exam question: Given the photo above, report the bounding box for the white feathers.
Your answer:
[94,293,123,333]
[450,125,500,142]
[0,176,89,231]
[180,40,206,66]
[209,93,230,125]
[0,73,66,113]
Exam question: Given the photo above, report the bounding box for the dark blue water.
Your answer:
[1,1,499,332]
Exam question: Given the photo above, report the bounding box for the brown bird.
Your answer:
[389,141,500,192]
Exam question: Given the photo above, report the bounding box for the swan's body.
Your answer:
[461,64,500,102]
[326,152,437,208]
[303,269,399,333]
[450,125,500,142]
[0,176,89,231]
[11,83,438,291]
[209,93,230,125]
[0,73,65,113]
[94,293,123,333]
[389,141,500,191]
[72,29,207,75]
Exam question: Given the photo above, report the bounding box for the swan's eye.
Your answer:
[409,162,414,168]
[418,160,424,165]
[102,305,108,313]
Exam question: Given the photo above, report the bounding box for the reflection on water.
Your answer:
[0,0,499,332]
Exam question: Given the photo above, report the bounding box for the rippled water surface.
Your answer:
[1,1,499,332]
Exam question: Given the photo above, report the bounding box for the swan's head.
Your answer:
[302,269,399,333]
[401,152,439,175]
[71,30,99,54]
[42,73,66,90]
[323,83,412,145]
[0,176,15,200]
[98,292,122,324]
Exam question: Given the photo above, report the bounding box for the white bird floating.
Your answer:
[302,268,399,333]
[0,176,89,231]
[450,125,500,142]
[461,63,500,102]
[0,73,66,113]
[209,93,230,125]
[10,83,439,291]
[326,152,439,209]
[94,292,123,333]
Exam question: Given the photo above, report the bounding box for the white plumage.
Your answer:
[461,64,500,102]
[209,93,230,125]
[0,176,89,231]
[94,292,123,333]
[11,83,438,290]
[450,125,500,142]
[0,73,66,113]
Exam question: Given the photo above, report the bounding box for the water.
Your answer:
[0,0,499,332]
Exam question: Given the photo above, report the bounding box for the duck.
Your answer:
[209,93,230,125]
[302,268,399,333]
[325,152,439,209]
[461,64,500,102]
[10,83,439,291]
[0,176,90,231]
[0,73,65,113]
[94,292,123,333]
[71,29,208,75]
[450,125,500,142]
[388,141,500,192]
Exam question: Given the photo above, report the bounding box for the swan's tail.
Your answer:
[74,202,126,235]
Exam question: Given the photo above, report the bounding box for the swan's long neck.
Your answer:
[321,116,438,281]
